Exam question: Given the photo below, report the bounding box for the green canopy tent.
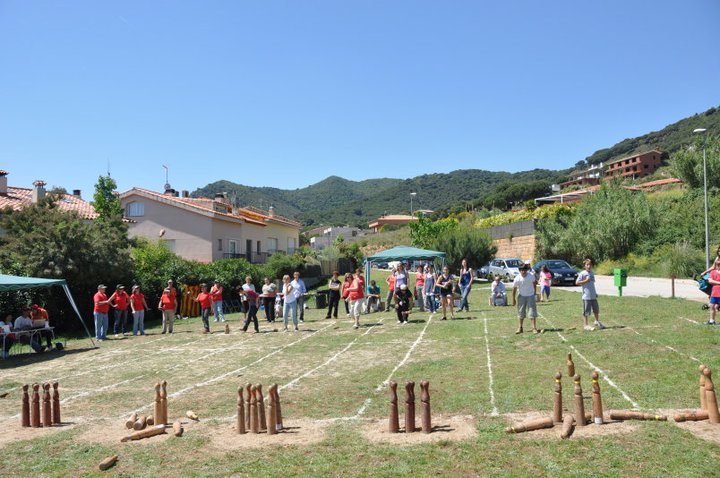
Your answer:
[0,274,96,346]
[364,246,446,293]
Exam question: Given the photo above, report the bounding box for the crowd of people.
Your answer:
[0,304,55,358]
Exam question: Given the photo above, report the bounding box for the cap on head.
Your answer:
[31,304,40,310]
[132,285,140,291]
[117,284,125,289]
[519,263,530,271]
[400,284,408,290]
[98,284,106,290]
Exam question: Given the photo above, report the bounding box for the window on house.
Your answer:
[228,240,238,255]
[257,241,261,254]
[217,239,223,251]
[126,202,144,217]
[267,238,278,254]
[288,237,296,254]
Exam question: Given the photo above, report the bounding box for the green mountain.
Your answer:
[584,106,719,166]
[192,169,565,228]
[193,106,718,228]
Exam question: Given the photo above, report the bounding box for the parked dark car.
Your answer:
[374,262,389,270]
[532,259,579,286]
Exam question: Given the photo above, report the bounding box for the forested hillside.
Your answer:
[584,106,719,166]
[193,169,565,227]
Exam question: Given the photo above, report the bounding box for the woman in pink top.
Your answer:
[539,265,553,302]
[415,265,425,312]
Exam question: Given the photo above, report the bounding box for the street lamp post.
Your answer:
[694,128,709,268]
[410,192,417,216]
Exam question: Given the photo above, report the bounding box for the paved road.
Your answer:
[555,275,707,302]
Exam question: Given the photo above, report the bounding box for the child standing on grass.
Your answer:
[193,283,212,334]
[238,286,261,333]
[576,259,604,331]
[539,265,552,302]
[512,264,538,334]
[706,258,720,325]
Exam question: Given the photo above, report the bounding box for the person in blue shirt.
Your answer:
[291,272,307,323]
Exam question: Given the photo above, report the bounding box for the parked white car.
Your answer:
[488,258,523,282]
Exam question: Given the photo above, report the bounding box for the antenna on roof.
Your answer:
[162,165,171,190]
[107,159,111,177]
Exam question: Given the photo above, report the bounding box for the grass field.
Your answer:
[2,282,720,477]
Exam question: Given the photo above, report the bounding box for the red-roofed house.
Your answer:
[368,214,419,233]
[119,187,301,263]
[0,171,98,221]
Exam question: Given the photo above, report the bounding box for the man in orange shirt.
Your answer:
[30,304,53,349]
[109,285,130,337]
[193,283,212,334]
[385,272,396,312]
[93,284,110,341]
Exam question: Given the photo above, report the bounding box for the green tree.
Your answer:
[671,134,720,189]
[93,175,123,219]
[409,215,458,249]
[429,223,496,271]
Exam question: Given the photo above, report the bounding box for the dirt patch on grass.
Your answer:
[205,417,329,450]
[1,416,87,446]
[504,411,639,439]
[361,414,476,444]
[665,409,720,443]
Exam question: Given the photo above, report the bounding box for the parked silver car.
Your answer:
[488,258,523,282]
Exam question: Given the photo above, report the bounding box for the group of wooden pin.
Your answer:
[20,382,61,428]
[388,380,432,434]
[507,353,673,438]
[675,364,720,423]
[236,383,283,434]
[120,381,187,444]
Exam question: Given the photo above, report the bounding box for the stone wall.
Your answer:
[492,235,536,263]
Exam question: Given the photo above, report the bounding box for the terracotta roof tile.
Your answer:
[0,187,98,219]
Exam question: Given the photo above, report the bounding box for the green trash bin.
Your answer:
[613,268,627,287]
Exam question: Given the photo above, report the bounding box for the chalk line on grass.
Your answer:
[482,315,499,416]
[678,316,700,325]
[538,312,640,410]
[609,319,701,364]
[115,321,339,418]
[351,314,434,419]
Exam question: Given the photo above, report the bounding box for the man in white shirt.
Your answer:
[14,307,45,353]
[512,264,538,334]
[291,272,307,323]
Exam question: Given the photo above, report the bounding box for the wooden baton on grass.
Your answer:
[98,454,118,471]
[673,410,709,422]
[609,411,668,421]
[505,417,554,434]
[120,425,167,442]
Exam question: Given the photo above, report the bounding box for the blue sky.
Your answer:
[1,1,718,200]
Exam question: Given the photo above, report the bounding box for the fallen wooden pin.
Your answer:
[98,454,118,471]
[120,425,167,442]
[560,415,575,439]
[173,421,184,437]
[609,411,667,421]
[505,417,554,434]
[186,410,199,421]
[674,411,709,422]
[125,412,137,430]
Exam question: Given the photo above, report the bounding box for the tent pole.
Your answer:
[62,284,97,347]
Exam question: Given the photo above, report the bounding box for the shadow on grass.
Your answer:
[0,346,96,369]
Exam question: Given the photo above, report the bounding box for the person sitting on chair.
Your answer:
[366,280,381,313]
[0,314,16,359]
[14,307,44,353]
[489,275,507,306]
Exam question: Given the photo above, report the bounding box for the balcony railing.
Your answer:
[222,251,272,264]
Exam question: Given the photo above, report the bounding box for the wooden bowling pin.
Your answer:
[42,383,52,427]
[147,416,154,426]
[21,384,30,427]
[126,412,138,429]
[244,383,252,429]
[255,384,267,431]
[98,455,118,471]
[153,382,162,425]
[271,384,283,430]
[420,380,431,434]
[505,417,554,433]
[673,410,709,422]
[250,385,258,433]
[160,380,168,425]
[573,375,586,427]
[567,353,575,378]
[31,383,41,428]
[133,415,148,430]
[388,380,399,433]
[700,364,708,411]
[405,381,416,433]
[120,425,167,442]
[552,372,563,423]
[237,386,246,434]
[225,324,230,334]
[704,367,720,424]
[609,411,668,421]
[591,371,604,424]
[52,382,61,424]
[560,414,575,439]
[267,383,277,435]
